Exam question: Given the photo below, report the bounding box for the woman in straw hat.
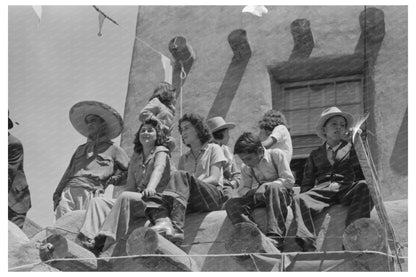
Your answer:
[53,101,129,219]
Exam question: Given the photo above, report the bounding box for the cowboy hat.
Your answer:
[206,116,236,133]
[315,107,354,140]
[69,101,123,139]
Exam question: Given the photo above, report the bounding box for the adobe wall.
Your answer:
[121,6,407,200]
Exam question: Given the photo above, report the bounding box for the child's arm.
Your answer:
[262,125,288,149]
[237,165,255,196]
[261,136,276,149]
[271,149,295,189]
[142,150,169,197]
[200,162,223,185]
[139,98,161,123]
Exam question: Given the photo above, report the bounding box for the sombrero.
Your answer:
[206,116,236,133]
[69,101,123,139]
[315,107,354,140]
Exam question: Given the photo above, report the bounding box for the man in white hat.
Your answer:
[53,101,129,219]
[206,116,241,200]
[292,107,374,252]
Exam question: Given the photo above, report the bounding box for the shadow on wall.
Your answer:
[389,107,407,176]
[207,29,251,119]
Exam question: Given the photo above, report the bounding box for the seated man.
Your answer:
[53,101,129,219]
[293,107,374,252]
[225,132,294,250]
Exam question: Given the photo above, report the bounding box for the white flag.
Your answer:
[242,5,268,17]
[97,13,105,37]
[161,54,173,85]
[32,6,42,22]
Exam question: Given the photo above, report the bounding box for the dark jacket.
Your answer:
[8,133,31,214]
[301,140,364,193]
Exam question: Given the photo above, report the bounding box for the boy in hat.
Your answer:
[225,132,294,250]
[206,116,241,200]
[293,107,374,252]
[8,112,31,228]
[53,101,129,219]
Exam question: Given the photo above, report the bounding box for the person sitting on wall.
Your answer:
[206,116,241,201]
[139,81,177,151]
[8,112,31,229]
[53,101,129,219]
[143,113,226,245]
[258,109,293,163]
[225,132,295,250]
[292,107,374,252]
[76,118,172,255]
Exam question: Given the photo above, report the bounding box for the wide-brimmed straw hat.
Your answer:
[315,107,354,140]
[206,116,236,133]
[8,110,13,129]
[69,101,123,139]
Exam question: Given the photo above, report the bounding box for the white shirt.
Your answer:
[270,125,293,162]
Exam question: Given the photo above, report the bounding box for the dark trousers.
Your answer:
[8,207,27,229]
[225,182,292,237]
[145,170,224,233]
[293,180,374,246]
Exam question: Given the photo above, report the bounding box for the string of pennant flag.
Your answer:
[30,5,267,84]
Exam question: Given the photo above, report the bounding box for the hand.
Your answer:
[328,182,341,191]
[254,184,267,203]
[105,175,120,187]
[142,187,156,198]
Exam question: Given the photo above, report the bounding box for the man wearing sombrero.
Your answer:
[8,111,31,228]
[53,101,129,219]
[292,107,374,251]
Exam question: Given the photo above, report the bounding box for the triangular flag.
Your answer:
[32,6,42,22]
[161,54,173,85]
[242,5,268,17]
[97,13,105,37]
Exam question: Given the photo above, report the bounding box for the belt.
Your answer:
[317,173,345,184]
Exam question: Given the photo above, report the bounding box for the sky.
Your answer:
[8,5,138,227]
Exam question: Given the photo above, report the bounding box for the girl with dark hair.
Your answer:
[139,81,177,151]
[258,109,293,162]
[142,113,227,245]
[77,118,172,254]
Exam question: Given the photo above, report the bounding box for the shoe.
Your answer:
[151,217,184,246]
[91,235,107,257]
[76,233,95,251]
[295,237,316,252]
[266,233,285,251]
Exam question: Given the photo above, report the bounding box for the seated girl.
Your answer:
[76,118,172,255]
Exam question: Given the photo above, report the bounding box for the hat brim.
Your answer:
[69,101,123,139]
[8,118,13,129]
[315,111,354,140]
[211,122,236,133]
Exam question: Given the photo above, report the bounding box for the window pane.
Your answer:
[284,86,309,110]
[310,83,335,107]
[336,81,362,104]
[286,109,310,135]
